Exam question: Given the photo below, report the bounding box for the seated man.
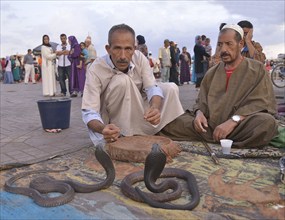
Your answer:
[82,24,184,144]
[159,24,278,148]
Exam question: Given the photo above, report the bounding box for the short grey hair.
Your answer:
[108,24,135,45]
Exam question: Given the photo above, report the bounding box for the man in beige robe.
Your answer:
[82,24,184,144]
[159,24,278,148]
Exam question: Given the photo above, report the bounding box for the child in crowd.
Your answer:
[77,42,88,69]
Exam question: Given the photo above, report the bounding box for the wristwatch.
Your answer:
[231,115,241,124]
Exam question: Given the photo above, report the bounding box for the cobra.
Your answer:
[4,143,115,207]
[121,143,200,210]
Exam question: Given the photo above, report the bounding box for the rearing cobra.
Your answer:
[4,143,115,207]
[121,143,200,210]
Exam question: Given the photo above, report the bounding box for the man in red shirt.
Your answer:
[159,24,277,148]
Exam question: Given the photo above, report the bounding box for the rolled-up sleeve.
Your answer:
[145,85,164,102]
[82,109,103,124]
[82,109,104,144]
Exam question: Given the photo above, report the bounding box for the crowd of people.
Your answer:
[137,20,268,91]
[39,34,97,97]
[137,36,210,89]
[1,33,97,98]
[1,20,269,96]
[1,55,24,84]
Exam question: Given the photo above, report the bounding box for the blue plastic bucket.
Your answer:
[37,98,71,129]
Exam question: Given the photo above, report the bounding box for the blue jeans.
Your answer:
[58,66,71,95]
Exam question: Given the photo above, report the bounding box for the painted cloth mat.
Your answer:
[1,145,284,220]
[178,141,285,159]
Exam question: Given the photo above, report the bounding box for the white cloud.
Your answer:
[1,0,284,59]
[264,43,285,59]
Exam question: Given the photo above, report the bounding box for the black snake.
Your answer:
[5,142,200,210]
[4,143,115,207]
[121,143,200,210]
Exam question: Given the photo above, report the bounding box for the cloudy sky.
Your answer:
[1,0,284,59]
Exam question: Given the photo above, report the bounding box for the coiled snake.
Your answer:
[5,142,200,210]
[4,143,115,207]
[121,143,200,210]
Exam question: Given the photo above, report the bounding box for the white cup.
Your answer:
[220,139,233,154]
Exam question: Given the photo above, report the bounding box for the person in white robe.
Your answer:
[41,35,58,97]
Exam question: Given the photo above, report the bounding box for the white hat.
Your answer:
[85,36,92,42]
[222,24,244,39]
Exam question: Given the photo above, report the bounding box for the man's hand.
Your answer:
[145,95,162,125]
[194,110,208,133]
[144,107,161,125]
[102,124,121,143]
[55,51,62,56]
[63,50,70,55]
[213,119,237,142]
[244,28,253,44]
[243,28,256,58]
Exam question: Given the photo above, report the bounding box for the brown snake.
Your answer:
[4,143,115,207]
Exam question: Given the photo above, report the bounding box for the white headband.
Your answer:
[222,24,244,39]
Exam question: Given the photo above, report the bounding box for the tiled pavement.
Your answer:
[0,83,91,168]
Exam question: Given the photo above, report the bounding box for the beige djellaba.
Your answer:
[82,50,184,137]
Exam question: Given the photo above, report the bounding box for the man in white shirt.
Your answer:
[158,39,171,82]
[23,49,36,84]
[56,34,71,96]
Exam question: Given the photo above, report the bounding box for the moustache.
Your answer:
[117,60,128,64]
[221,52,230,57]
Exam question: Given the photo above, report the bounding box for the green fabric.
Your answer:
[270,126,285,148]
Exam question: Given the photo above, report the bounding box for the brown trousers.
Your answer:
[158,111,278,148]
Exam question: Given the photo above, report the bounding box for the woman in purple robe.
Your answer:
[68,36,86,97]
[179,46,191,84]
